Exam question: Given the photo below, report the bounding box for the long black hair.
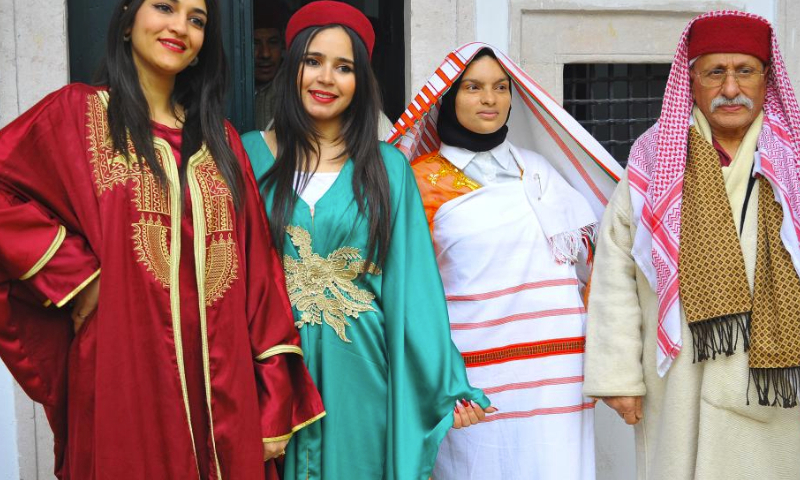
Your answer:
[94,0,243,207]
[263,25,391,269]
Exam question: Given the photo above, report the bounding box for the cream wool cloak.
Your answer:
[585,109,800,479]
[584,10,800,479]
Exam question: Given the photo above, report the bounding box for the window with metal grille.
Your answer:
[563,64,671,166]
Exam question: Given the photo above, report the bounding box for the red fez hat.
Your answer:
[688,14,771,63]
[285,1,375,59]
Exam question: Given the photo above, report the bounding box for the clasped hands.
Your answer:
[73,275,495,455]
[453,399,498,429]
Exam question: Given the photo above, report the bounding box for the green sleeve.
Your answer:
[240,130,275,182]
[379,144,490,480]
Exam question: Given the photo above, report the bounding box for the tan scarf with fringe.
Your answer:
[679,125,800,408]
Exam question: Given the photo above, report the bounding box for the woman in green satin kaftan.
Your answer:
[241,2,492,479]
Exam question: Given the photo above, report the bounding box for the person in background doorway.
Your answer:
[254,0,289,130]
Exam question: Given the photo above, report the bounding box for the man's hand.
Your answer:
[453,400,498,429]
[71,277,100,333]
[263,439,289,461]
[601,396,643,425]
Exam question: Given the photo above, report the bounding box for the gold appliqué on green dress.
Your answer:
[283,225,381,343]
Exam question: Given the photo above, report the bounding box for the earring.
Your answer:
[189,57,199,67]
[123,32,131,42]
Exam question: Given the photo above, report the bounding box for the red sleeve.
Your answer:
[0,84,102,308]
[228,125,325,442]
[0,190,99,307]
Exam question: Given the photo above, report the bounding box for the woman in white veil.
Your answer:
[389,43,623,480]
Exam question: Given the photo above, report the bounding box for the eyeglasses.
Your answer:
[692,67,768,88]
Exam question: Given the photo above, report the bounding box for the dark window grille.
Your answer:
[563,64,671,167]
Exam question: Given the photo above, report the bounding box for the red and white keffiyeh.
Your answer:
[627,10,800,375]
[386,42,623,221]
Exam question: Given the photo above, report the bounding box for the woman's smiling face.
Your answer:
[129,0,208,83]
[297,27,357,127]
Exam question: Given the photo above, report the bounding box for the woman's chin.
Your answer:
[467,124,504,135]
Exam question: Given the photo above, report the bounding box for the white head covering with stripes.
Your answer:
[387,42,624,220]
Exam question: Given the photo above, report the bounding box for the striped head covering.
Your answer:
[627,10,800,376]
[387,42,623,221]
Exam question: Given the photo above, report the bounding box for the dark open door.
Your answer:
[67,1,115,84]
[223,0,256,131]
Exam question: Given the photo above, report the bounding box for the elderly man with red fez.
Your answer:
[584,10,800,479]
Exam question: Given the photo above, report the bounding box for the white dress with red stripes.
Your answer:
[431,144,596,480]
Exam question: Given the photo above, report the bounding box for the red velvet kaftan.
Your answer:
[0,84,324,480]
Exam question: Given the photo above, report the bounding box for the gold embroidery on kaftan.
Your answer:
[87,93,173,289]
[85,94,176,292]
[86,94,139,195]
[129,147,172,289]
[425,154,481,191]
[86,92,240,307]
[283,225,381,343]
[194,157,239,306]
[132,215,171,288]
[130,146,170,215]
[204,235,239,306]
[194,157,234,233]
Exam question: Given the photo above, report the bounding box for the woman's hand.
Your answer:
[263,439,289,461]
[71,276,100,333]
[452,399,498,429]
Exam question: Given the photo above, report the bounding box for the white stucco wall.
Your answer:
[776,0,800,93]
[0,0,70,126]
[475,0,510,52]
[0,366,19,480]
[405,0,477,98]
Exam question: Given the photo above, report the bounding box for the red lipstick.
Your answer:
[309,90,338,104]
[159,38,187,53]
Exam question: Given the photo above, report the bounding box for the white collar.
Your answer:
[439,140,514,171]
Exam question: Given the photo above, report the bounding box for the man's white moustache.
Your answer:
[710,95,754,112]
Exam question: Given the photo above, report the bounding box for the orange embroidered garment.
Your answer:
[410,151,481,231]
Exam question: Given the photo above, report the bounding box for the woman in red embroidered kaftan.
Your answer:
[0,1,324,479]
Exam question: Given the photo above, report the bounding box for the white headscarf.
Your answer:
[387,42,623,222]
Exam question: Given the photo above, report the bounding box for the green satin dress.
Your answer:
[242,132,489,480]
